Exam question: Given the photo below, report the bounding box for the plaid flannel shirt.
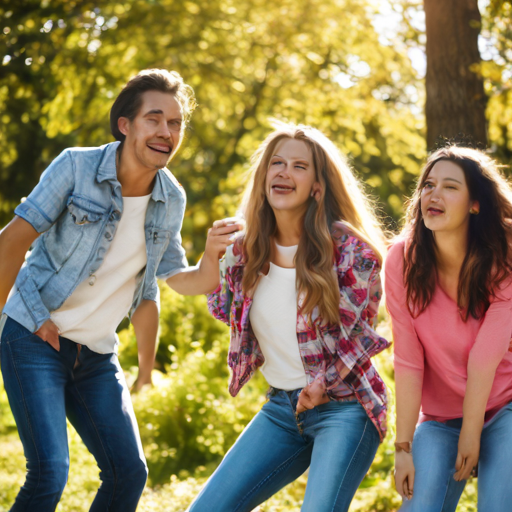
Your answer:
[207,221,390,440]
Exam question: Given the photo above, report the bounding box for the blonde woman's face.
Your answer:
[265,138,319,215]
[420,160,478,234]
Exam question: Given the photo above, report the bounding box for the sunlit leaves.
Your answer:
[0,0,426,246]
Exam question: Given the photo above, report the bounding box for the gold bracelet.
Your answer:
[394,441,412,454]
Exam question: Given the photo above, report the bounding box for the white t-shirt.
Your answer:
[51,195,151,353]
[249,244,307,390]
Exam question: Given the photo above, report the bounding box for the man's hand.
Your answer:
[35,319,60,351]
[296,379,330,413]
[394,451,415,500]
[131,373,153,393]
[204,217,244,262]
[166,217,244,296]
[454,424,481,481]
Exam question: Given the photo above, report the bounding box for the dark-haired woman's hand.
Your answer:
[454,425,481,481]
[394,451,415,500]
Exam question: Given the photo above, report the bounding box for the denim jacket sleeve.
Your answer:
[156,232,189,280]
[155,186,189,280]
[15,149,75,233]
[12,149,76,331]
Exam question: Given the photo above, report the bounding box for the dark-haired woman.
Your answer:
[385,146,512,511]
[187,123,390,512]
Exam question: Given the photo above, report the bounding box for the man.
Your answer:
[0,69,239,512]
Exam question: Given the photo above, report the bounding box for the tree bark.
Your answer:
[424,0,487,149]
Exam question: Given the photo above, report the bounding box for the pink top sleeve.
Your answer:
[384,240,425,376]
[467,278,512,374]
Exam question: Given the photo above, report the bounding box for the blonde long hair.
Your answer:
[241,122,386,324]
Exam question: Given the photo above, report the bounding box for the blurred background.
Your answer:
[0,0,510,510]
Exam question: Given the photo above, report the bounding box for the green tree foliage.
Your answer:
[0,0,426,248]
[482,0,512,165]
[1,1,509,510]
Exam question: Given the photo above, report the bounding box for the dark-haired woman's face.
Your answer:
[420,160,478,234]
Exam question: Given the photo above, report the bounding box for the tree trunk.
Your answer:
[424,0,487,149]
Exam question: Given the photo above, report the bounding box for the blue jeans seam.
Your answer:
[330,418,370,512]
[233,444,310,512]
[5,339,43,510]
[71,381,118,509]
[439,469,457,512]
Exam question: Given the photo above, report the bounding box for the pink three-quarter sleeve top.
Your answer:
[385,240,512,422]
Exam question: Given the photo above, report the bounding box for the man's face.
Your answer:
[118,90,183,171]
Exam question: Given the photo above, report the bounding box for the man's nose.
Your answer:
[157,120,171,138]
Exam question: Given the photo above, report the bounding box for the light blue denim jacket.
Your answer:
[3,141,188,333]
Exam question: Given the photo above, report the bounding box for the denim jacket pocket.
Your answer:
[42,195,107,272]
[67,195,107,225]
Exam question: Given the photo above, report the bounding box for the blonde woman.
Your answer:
[188,123,390,512]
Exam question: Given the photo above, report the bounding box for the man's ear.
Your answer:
[117,117,130,137]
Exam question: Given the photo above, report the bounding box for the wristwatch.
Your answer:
[394,441,412,454]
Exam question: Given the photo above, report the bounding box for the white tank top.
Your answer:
[249,244,307,390]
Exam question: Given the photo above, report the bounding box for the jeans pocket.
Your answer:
[1,317,36,344]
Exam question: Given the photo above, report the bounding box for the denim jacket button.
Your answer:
[104,232,112,240]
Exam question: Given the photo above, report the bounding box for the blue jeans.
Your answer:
[188,388,380,512]
[400,402,512,512]
[0,317,147,512]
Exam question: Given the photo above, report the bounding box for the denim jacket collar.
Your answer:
[95,141,178,204]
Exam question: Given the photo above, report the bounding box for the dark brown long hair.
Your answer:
[403,146,512,320]
[241,122,386,324]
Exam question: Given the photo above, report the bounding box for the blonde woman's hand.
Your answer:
[296,378,330,413]
[394,451,415,500]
